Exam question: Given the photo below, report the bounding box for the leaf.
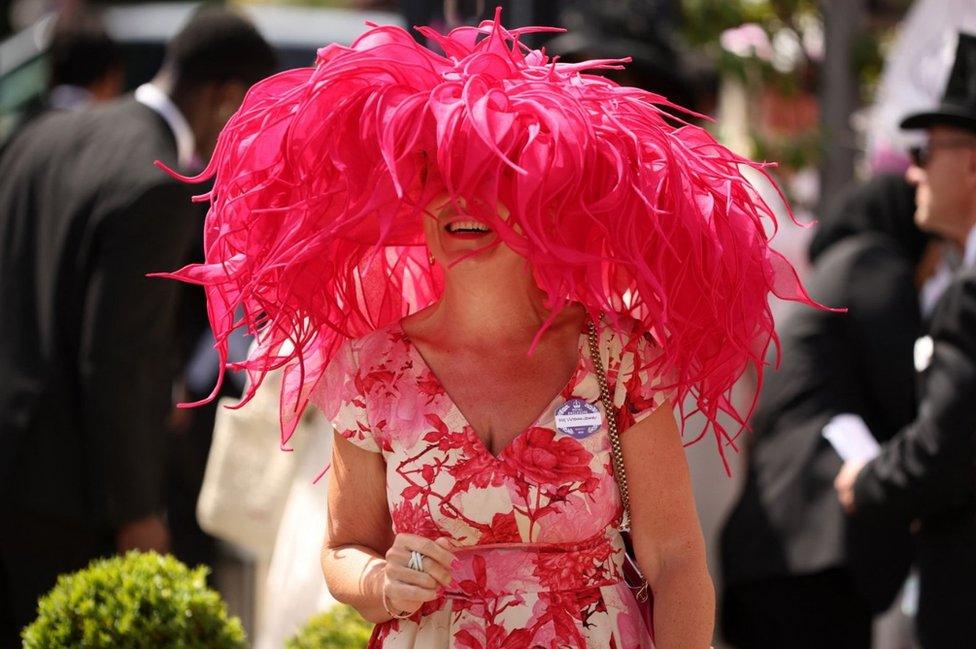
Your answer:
[402,485,424,500]
[454,629,484,649]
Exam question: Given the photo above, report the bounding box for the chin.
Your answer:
[435,232,498,262]
[915,207,933,231]
[440,247,504,270]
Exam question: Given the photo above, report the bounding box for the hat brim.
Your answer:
[900,107,976,133]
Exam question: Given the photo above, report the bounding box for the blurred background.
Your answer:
[1,0,941,218]
[2,1,973,647]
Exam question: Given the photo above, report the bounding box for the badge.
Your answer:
[554,398,603,439]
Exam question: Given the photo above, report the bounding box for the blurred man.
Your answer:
[0,6,275,643]
[46,8,124,110]
[0,8,123,153]
[835,32,976,649]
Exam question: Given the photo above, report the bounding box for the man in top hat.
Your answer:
[835,32,976,648]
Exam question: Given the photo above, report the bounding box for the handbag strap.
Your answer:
[586,319,633,532]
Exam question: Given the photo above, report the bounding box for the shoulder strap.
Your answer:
[586,319,632,532]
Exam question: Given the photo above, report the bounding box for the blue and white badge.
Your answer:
[554,398,603,439]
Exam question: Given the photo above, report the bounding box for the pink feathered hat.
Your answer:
[158,9,817,467]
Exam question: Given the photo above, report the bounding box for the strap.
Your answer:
[586,319,632,532]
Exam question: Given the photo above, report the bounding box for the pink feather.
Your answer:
[159,9,820,465]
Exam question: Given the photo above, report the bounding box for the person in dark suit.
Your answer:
[0,8,122,154]
[719,173,928,648]
[834,32,976,649]
[0,7,275,644]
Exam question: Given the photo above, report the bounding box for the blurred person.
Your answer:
[549,0,716,118]
[866,0,976,174]
[163,12,818,648]
[46,7,124,110]
[0,6,275,644]
[834,32,976,649]
[165,300,250,572]
[0,7,122,152]
[719,174,928,649]
[254,397,335,649]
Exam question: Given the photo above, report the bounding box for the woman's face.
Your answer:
[423,197,525,276]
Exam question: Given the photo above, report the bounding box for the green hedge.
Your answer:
[22,551,245,648]
[286,604,373,648]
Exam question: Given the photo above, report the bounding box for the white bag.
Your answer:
[196,373,314,558]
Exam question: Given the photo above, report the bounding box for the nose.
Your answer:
[905,164,926,186]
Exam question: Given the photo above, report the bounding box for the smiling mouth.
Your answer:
[444,220,492,236]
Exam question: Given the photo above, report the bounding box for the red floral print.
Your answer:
[313,320,669,648]
[502,427,594,486]
[391,499,444,538]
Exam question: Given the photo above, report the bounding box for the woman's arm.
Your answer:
[321,433,454,623]
[321,432,393,622]
[622,401,715,648]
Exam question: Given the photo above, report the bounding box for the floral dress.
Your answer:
[314,318,670,649]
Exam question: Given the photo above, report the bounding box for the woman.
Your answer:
[318,208,713,647]
[720,174,931,649]
[161,11,814,647]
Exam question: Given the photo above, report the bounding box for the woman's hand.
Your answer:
[382,534,456,617]
[323,435,456,622]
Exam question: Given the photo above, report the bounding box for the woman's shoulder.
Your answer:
[340,321,406,372]
[313,322,406,423]
[602,313,661,356]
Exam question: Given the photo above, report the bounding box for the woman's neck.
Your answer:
[419,265,571,346]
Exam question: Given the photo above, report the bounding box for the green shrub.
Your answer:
[286,604,373,649]
[22,551,245,648]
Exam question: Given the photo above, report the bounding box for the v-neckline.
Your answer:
[397,320,588,460]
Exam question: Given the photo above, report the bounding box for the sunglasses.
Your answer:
[909,138,976,167]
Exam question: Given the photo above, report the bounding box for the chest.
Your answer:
[419,341,582,453]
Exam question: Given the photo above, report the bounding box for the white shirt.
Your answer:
[48,84,93,111]
[919,225,976,317]
[134,83,196,170]
[963,223,976,269]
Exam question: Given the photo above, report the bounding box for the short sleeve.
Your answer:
[612,328,674,429]
[311,339,380,453]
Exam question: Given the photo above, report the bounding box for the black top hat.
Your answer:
[901,32,976,133]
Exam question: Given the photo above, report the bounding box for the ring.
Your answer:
[407,550,425,572]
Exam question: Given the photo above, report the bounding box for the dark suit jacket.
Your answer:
[721,234,917,611]
[854,265,976,648]
[0,97,201,529]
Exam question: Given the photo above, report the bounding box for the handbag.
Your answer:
[586,319,655,639]
[196,371,313,557]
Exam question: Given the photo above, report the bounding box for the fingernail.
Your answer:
[451,557,460,569]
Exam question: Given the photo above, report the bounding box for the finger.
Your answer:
[386,562,440,590]
[387,546,453,588]
[422,561,453,588]
[406,547,454,587]
[386,580,439,606]
[408,558,452,588]
[383,591,422,618]
[400,534,455,569]
[386,546,410,566]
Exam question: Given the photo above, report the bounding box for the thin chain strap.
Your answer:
[586,319,632,532]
